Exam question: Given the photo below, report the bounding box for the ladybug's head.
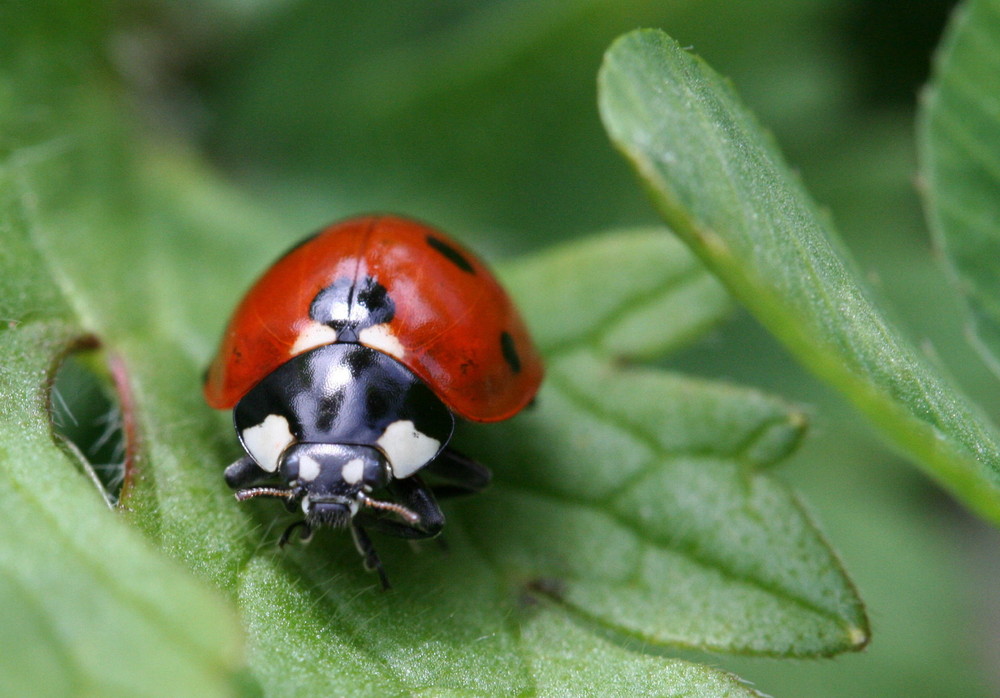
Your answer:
[233,442,423,532]
[272,443,390,528]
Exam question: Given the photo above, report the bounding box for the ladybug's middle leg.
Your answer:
[278,520,313,547]
[422,448,492,499]
[350,524,391,589]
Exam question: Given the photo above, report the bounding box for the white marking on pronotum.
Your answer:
[359,324,406,360]
[290,323,338,355]
[341,457,365,485]
[241,414,294,473]
[377,420,440,479]
[298,454,321,482]
[301,494,311,515]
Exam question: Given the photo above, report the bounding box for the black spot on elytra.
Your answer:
[426,235,475,274]
[354,277,395,322]
[500,331,521,373]
[310,276,395,338]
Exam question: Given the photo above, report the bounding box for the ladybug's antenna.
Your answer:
[234,487,296,502]
[357,492,420,525]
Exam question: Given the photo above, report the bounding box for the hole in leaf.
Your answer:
[50,343,128,507]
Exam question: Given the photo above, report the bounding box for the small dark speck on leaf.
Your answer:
[521,576,567,607]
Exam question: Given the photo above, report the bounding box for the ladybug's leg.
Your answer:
[278,520,313,547]
[422,448,492,499]
[356,475,445,540]
[224,455,271,489]
[350,524,391,589]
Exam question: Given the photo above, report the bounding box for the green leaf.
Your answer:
[0,6,247,696]
[503,228,732,361]
[130,220,863,688]
[466,235,867,657]
[920,0,1000,375]
[523,613,764,698]
[0,206,247,697]
[3,6,869,695]
[192,229,861,694]
[599,28,1000,525]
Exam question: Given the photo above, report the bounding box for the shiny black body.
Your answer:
[234,343,454,461]
[224,343,490,588]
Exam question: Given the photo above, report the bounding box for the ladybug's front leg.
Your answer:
[357,476,445,540]
[224,455,271,489]
[350,525,391,589]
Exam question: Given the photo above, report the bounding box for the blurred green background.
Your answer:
[19,0,1000,694]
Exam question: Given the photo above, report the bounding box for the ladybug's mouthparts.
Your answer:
[309,500,353,528]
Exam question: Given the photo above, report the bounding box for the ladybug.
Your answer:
[204,215,543,587]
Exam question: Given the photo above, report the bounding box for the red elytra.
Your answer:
[204,215,543,422]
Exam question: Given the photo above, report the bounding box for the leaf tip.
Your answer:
[846,623,871,652]
[743,409,809,469]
